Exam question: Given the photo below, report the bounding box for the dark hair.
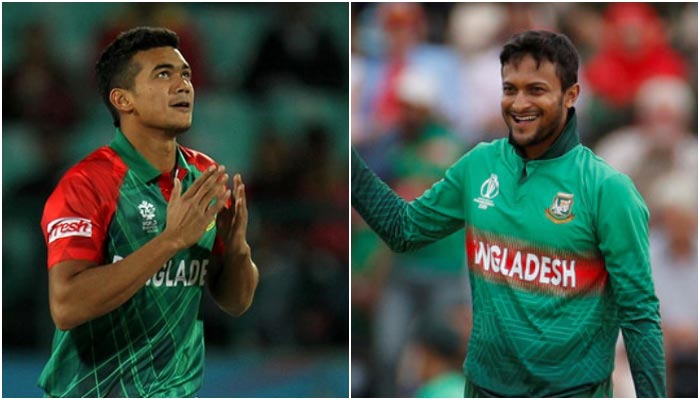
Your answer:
[96,27,180,127]
[499,30,579,91]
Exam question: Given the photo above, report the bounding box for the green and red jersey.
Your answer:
[351,109,666,397]
[39,129,225,397]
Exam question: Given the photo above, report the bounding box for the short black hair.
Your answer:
[499,30,579,91]
[96,27,180,127]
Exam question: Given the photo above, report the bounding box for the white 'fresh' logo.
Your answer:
[47,217,93,243]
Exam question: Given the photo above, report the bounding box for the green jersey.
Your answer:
[351,109,666,397]
[40,129,224,397]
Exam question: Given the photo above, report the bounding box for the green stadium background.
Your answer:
[2,2,348,397]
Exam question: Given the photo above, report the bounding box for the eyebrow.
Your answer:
[502,80,550,88]
[152,63,191,72]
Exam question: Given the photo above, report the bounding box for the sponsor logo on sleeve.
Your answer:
[47,217,93,243]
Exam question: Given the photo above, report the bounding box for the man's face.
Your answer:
[501,55,577,155]
[126,46,194,134]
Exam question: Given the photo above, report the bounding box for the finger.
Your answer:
[233,173,242,194]
[195,167,227,208]
[183,165,217,200]
[207,187,231,219]
[231,174,243,209]
[170,177,182,204]
[201,171,228,208]
[216,186,234,224]
[236,183,247,217]
[234,183,248,232]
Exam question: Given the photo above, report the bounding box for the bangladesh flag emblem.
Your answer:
[545,192,575,223]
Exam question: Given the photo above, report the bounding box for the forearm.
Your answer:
[622,316,667,397]
[351,147,424,252]
[49,231,183,330]
[209,247,259,316]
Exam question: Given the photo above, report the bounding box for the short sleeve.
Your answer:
[41,165,120,269]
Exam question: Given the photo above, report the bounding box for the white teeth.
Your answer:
[514,115,537,122]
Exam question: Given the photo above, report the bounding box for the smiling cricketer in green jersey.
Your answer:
[351,30,666,397]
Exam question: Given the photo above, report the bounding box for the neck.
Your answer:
[120,125,178,173]
[523,125,564,160]
[515,108,575,160]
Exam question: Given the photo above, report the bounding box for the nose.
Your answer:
[510,91,530,112]
[173,76,193,94]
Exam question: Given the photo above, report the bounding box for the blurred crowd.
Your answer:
[351,3,697,398]
[3,2,348,363]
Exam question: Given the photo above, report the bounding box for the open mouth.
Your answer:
[511,113,538,124]
[170,101,191,110]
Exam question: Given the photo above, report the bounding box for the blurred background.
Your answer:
[2,2,348,397]
[351,2,697,398]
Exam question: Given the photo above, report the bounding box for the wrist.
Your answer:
[224,243,251,265]
[160,228,188,253]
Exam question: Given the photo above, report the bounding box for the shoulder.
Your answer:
[578,146,636,189]
[461,138,509,162]
[179,144,219,173]
[43,146,126,229]
[55,146,128,196]
[440,139,507,181]
[577,146,646,210]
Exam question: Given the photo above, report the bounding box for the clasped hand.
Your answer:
[165,165,232,250]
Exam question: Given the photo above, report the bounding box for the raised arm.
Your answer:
[207,173,259,316]
[351,147,465,253]
[48,166,229,330]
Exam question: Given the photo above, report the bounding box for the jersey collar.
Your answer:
[109,128,186,182]
[510,107,580,160]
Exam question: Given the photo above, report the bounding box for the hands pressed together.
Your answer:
[164,165,249,254]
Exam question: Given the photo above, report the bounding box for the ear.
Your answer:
[564,83,580,109]
[109,88,134,113]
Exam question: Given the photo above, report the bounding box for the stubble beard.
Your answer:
[161,114,193,137]
[165,123,191,136]
[507,98,565,149]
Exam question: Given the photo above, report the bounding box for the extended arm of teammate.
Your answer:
[207,173,259,316]
[351,147,465,252]
[597,174,667,397]
[48,166,229,331]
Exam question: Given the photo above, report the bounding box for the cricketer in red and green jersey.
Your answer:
[351,109,666,397]
[39,128,227,397]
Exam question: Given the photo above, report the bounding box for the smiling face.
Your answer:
[115,46,194,135]
[501,54,579,158]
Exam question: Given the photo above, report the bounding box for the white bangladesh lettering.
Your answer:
[473,241,576,288]
[112,255,208,287]
[146,259,209,287]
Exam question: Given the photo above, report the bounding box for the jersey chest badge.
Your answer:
[138,200,159,233]
[474,173,499,210]
[545,192,575,223]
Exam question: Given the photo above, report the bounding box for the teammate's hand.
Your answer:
[165,165,230,250]
[216,173,251,262]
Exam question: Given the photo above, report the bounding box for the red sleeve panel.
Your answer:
[179,145,231,256]
[41,147,128,269]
